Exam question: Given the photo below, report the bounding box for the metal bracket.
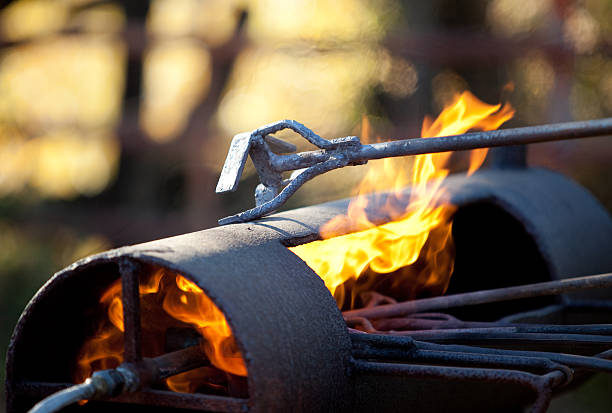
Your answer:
[215,120,364,225]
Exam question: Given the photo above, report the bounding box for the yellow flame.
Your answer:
[75,280,124,383]
[290,91,514,309]
[75,270,246,393]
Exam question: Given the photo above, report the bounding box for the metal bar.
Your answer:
[343,272,612,320]
[355,311,612,333]
[392,331,612,354]
[272,118,612,172]
[351,359,564,413]
[412,350,571,381]
[564,298,612,310]
[119,258,142,362]
[414,341,612,373]
[370,324,612,336]
[352,347,573,382]
[148,344,209,380]
[350,332,612,373]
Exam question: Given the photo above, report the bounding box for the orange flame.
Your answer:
[75,269,246,393]
[163,275,246,378]
[290,91,514,309]
[75,280,124,383]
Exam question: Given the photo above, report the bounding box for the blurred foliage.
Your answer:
[1,0,612,411]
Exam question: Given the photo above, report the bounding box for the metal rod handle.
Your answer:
[217,118,612,224]
[343,272,612,319]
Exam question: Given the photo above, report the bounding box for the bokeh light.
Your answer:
[140,39,212,142]
[147,0,241,46]
[217,46,382,139]
[247,0,393,44]
[486,0,553,37]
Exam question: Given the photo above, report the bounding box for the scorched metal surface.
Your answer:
[6,167,612,412]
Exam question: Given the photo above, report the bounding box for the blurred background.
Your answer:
[0,0,611,411]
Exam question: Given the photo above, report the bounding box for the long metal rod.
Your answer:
[398,325,612,335]
[353,347,573,380]
[367,315,612,334]
[217,117,612,223]
[271,118,612,172]
[414,341,612,374]
[395,331,612,353]
[343,272,612,319]
[351,359,564,413]
[350,332,612,374]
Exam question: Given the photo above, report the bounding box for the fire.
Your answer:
[163,275,246,377]
[74,282,124,382]
[290,91,514,309]
[74,269,246,394]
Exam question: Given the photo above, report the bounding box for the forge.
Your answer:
[6,118,612,413]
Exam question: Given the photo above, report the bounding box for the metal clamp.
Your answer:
[215,120,364,225]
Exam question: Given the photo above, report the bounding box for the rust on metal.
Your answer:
[120,258,142,363]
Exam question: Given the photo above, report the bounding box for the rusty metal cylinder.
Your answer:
[6,168,612,412]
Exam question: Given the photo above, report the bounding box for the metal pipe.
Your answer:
[350,332,612,373]
[28,344,208,413]
[28,381,104,413]
[343,272,612,320]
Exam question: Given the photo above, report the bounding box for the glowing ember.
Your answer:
[74,269,246,393]
[290,91,514,309]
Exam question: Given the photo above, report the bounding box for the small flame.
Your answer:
[139,268,165,294]
[75,281,124,383]
[165,367,227,394]
[290,91,514,309]
[75,269,246,393]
